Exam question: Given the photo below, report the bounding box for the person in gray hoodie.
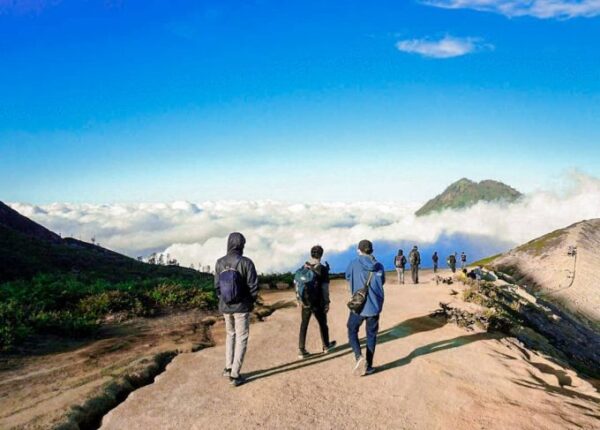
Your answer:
[214,232,258,387]
[346,239,385,376]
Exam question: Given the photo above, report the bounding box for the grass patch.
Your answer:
[471,253,502,268]
[516,228,567,256]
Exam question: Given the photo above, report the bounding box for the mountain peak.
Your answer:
[415,178,522,217]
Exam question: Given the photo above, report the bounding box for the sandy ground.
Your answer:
[0,310,217,429]
[101,270,600,430]
[493,219,600,324]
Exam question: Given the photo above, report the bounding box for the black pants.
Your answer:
[299,306,330,350]
[411,265,419,283]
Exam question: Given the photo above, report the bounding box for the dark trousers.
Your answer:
[299,306,330,350]
[411,265,419,283]
[347,312,380,368]
[450,264,456,273]
[433,263,438,273]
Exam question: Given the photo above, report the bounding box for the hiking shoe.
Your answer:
[222,368,232,378]
[322,341,337,354]
[229,376,245,387]
[353,356,366,376]
[298,349,310,359]
[364,366,376,376]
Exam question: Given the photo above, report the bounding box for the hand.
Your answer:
[324,304,330,313]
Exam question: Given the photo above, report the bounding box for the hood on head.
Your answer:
[227,232,246,255]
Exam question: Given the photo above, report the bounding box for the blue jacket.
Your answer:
[346,254,385,317]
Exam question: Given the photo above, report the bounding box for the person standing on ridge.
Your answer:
[409,245,421,284]
[346,240,385,376]
[295,245,337,359]
[432,251,439,274]
[447,252,457,273]
[215,232,258,387]
[461,252,467,270]
[393,249,407,284]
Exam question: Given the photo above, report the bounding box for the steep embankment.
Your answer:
[485,219,600,325]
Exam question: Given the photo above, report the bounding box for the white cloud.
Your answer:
[396,36,490,58]
[9,171,600,274]
[423,0,600,19]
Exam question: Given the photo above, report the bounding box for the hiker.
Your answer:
[214,232,258,387]
[408,245,421,284]
[346,240,385,376]
[295,245,337,359]
[460,252,467,270]
[432,251,439,273]
[447,253,457,273]
[393,249,407,284]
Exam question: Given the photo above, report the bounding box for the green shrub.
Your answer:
[0,273,217,351]
[78,291,150,318]
[0,300,31,352]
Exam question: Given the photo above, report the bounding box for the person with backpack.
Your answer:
[295,245,337,359]
[432,251,439,273]
[408,245,421,284]
[460,252,467,270]
[447,252,457,273]
[214,232,258,387]
[346,239,385,376]
[393,249,407,284]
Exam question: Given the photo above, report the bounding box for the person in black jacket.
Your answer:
[214,232,258,387]
[409,246,421,284]
[432,251,439,273]
[297,245,337,359]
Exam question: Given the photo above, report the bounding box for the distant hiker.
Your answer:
[393,249,407,284]
[215,232,258,387]
[461,252,467,270]
[408,245,421,284]
[432,252,439,273]
[295,245,337,359]
[346,240,385,376]
[447,253,457,273]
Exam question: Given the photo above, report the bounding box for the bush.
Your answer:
[148,283,217,309]
[78,291,150,319]
[0,300,31,352]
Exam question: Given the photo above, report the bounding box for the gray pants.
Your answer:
[224,312,250,378]
[396,268,405,284]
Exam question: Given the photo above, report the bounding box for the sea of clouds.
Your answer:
[9,172,600,274]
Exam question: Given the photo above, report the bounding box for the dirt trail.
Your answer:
[101,270,600,430]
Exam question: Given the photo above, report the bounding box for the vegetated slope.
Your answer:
[0,201,202,283]
[415,178,522,217]
[480,219,600,325]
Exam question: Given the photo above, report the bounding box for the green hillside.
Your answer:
[415,178,522,217]
[0,201,216,352]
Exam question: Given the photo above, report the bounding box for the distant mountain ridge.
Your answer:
[0,201,201,283]
[415,178,522,216]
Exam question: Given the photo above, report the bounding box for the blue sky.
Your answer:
[1,0,600,204]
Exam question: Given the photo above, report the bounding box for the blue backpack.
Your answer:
[294,265,319,306]
[218,258,245,304]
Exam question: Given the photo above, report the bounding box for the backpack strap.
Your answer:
[364,271,374,291]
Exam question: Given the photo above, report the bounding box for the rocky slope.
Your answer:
[482,219,600,326]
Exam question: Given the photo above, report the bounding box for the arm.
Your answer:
[214,260,221,297]
[321,262,331,307]
[246,259,259,301]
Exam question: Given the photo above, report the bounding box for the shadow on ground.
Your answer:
[244,313,492,383]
